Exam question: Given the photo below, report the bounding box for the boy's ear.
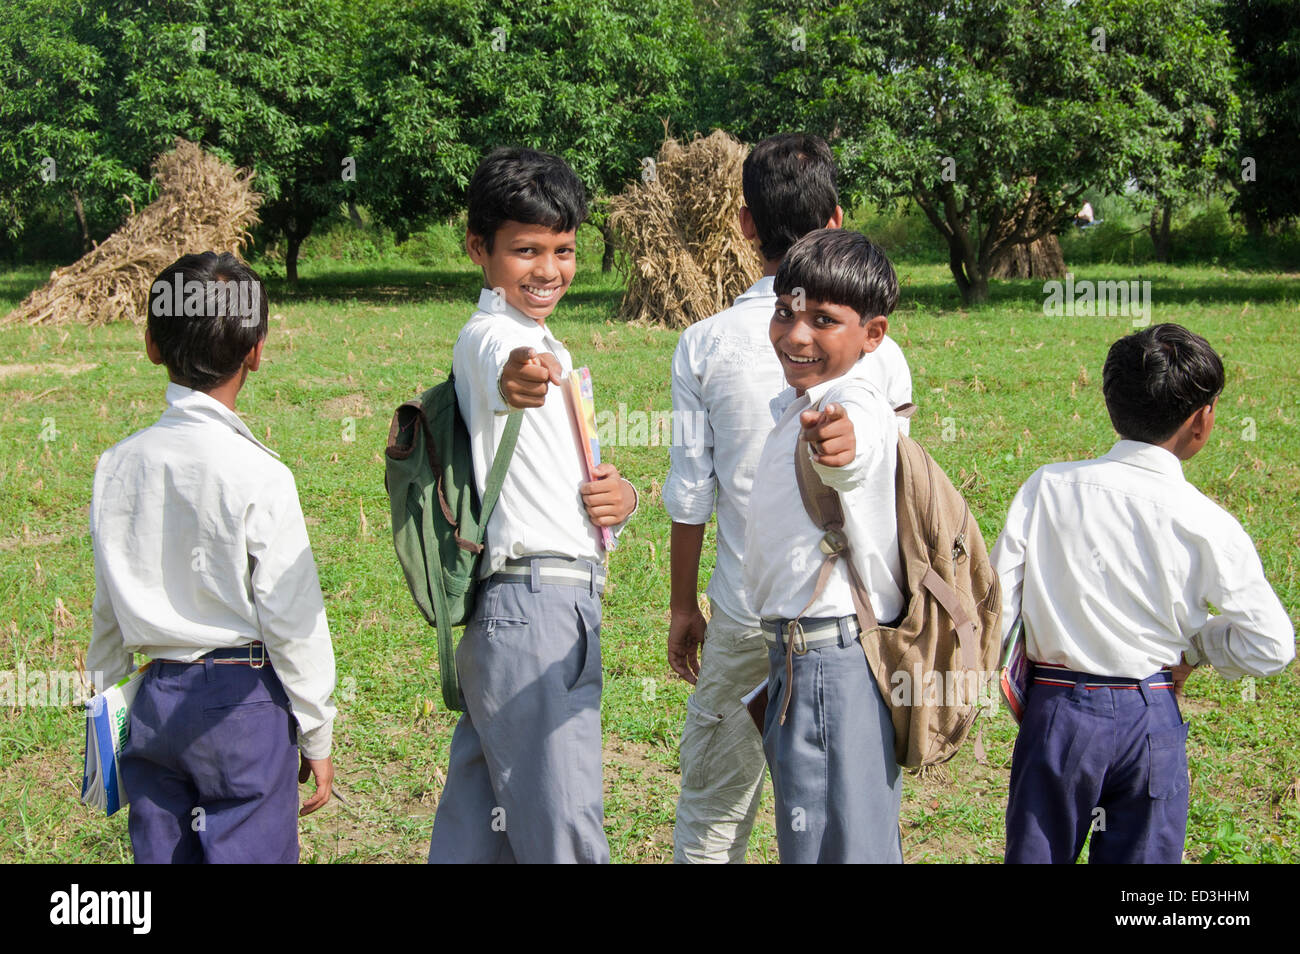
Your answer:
[144,327,165,366]
[738,206,758,242]
[827,205,845,230]
[245,337,265,373]
[861,315,888,354]
[465,229,489,266]
[1190,401,1215,439]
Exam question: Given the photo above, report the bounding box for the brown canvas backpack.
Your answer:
[792,403,1002,768]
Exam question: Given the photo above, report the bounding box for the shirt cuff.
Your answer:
[297,721,333,761]
[612,478,639,538]
[494,370,514,414]
[661,477,716,524]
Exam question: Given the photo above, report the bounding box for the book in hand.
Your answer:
[999,615,1028,724]
[81,663,150,816]
[742,678,769,735]
[566,366,616,552]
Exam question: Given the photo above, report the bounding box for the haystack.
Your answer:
[3,140,261,326]
[990,234,1066,279]
[608,130,761,328]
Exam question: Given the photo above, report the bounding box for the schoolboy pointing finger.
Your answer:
[799,402,856,467]
[500,346,562,408]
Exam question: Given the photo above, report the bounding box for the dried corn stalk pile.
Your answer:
[4,139,261,326]
[608,130,761,328]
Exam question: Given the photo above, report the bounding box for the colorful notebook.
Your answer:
[81,662,151,816]
[567,367,616,552]
[999,615,1028,724]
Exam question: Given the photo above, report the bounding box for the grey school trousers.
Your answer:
[762,617,903,864]
[428,568,608,864]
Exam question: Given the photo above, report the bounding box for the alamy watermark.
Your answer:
[1043,273,1152,327]
[0,665,97,706]
[149,275,261,327]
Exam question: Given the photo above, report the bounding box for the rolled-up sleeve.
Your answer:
[246,467,337,759]
[1189,532,1296,680]
[662,334,717,524]
[809,383,890,495]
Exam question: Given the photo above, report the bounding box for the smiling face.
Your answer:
[466,220,577,323]
[770,294,887,394]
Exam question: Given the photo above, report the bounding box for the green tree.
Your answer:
[0,1,144,250]
[1225,0,1300,232]
[357,0,711,270]
[734,0,1241,303]
[1120,0,1239,262]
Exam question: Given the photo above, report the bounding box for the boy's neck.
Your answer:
[174,372,245,413]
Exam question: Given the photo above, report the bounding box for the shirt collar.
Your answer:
[475,287,551,335]
[734,275,776,303]
[163,382,279,458]
[1102,439,1184,480]
[767,361,881,423]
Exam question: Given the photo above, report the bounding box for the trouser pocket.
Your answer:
[1147,721,1191,799]
[680,695,725,790]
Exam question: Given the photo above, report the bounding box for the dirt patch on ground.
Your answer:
[321,392,372,419]
[0,362,97,381]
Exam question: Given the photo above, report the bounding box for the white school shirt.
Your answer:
[87,384,336,759]
[453,289,632,575]
[991,440,1295,680]
[663,275,912,627]
[743,369,906,625]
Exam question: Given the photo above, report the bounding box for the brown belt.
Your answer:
[160,642,267,668]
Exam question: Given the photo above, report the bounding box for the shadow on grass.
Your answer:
[897,271,1298,315]
[262,265,625,320]
[0,269,50,306]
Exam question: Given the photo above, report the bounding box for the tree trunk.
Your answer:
[946,236,988,305]
[599,220,616,273]
[1150,202,1173,263]
[1159,199,1173,262]
[71,189,91,254]
[348,200,364,229]
[286,232,303,284]
[990,235,1066,279]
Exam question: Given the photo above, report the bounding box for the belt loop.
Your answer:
[589,562,596,597]
[204,656,215,683]
[838,617,854,648]
[1070,674,1088,701]
[529,558,541,594]
[1138,679,1154,707]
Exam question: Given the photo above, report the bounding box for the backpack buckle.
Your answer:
[819,529,847,556]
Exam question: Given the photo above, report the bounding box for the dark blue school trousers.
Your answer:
[1005,665,1189,864]
[119,655,300,864]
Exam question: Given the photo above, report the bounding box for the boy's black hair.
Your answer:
[742,133,839,261]
[466,147,588,251]
[773,228,899,323]
[146,251,268,392]
[1102,323,1225,444]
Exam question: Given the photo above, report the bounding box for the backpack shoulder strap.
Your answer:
[478,410,522,534]
[792,435,880,635]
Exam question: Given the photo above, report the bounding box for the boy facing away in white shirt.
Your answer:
[87,252,336,863]
[742,228,908,863]
[993,322,1294,863]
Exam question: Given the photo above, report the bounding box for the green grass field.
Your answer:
[1,247,1297,863]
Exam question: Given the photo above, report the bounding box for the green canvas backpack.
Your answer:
[384,373,521,711]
